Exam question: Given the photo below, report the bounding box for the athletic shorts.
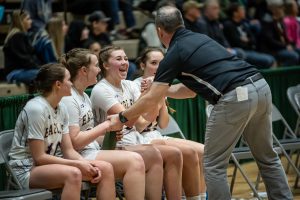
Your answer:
[9,158,34,188]
[122,129,170,145]
[140,130,170,144]
[80,148,100,160]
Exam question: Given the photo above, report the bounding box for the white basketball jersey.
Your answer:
[133,77,143,89]
[61,88,100,153]
[9,96,69,161]
[91,79,141,125]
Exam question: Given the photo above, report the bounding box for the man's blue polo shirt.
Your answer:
[154,28,258,104]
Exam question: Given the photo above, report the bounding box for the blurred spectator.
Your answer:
[65,20,89,52]
[87,11,137,79]
[199,0,246,59]
[260,2,299,66]
[3,10,40,84]
[46,17,66,59]
[22,0,52,34]
[84,40,102,58]
[108,0,137,38]
[284,0,300,49]
[182,0,204,33]
[223,3,276,68]
[0,5,4,23]
[88,11,112,47]
[66,0,103,15]
[138,19,162,52]
[138,0,176,52]
[137,0,160,13]
[247,0,270,21]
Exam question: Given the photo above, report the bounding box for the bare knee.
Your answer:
[182,147,199,166]
[97,162,114,178]
[165,147,183,166]
[127,152,145,173]
[142,146,163,169]
[65,167,82,185]
[196,144,205,161]
[147,146,163,165]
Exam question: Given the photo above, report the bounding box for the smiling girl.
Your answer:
[60,48,146,200]
[91,45,184,200]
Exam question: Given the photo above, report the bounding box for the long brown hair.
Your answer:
[47,17,65,58]
[4,10,29,44]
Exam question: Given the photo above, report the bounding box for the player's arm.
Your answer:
[157,99,169,129]
[29,135,83,167]
[107,102,152,132]
[60,133,84,160]
[69,120,118,151]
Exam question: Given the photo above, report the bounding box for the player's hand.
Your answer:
[106,117,123,132]
[141,76,154,93]
[76,160,98,180]
[116,131,123,141]
[107,114,123,129]
[89,163,101,184]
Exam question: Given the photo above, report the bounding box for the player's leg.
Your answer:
[95,150,145,200]
[166,138,206,195]
[88,160,116,200]
[125,144,164,200]
[29,164,82,200]
[154,144,183,200]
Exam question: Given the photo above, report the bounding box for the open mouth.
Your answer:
[119,68,127,73]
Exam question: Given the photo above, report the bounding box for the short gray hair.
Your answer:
[155,6,185,33]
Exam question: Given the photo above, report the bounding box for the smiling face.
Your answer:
[141,50,164,78]
[104,49,129,83]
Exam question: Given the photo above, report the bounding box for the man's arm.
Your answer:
[167,83,196,99]
[123,83,170,123]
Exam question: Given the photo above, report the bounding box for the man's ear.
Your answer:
[157,27,163,38]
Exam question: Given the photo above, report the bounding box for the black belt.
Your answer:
[223,73,264,94]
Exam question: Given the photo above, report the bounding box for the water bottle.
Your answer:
[102,131,117,150]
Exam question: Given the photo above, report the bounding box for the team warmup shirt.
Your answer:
[61,87,100,154]
[154,28,258,104]
[9,96,69,165]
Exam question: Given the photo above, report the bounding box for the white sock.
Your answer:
[200,192,207,200]
[186,195,201,200]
